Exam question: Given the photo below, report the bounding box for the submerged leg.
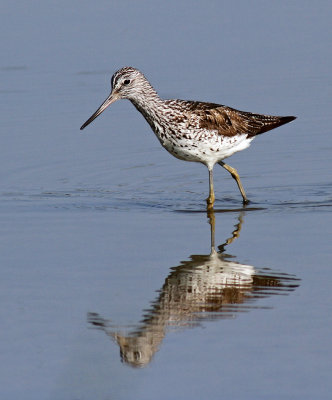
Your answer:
[206,168,215,210]
[219,161,249,204]
[207,208,216,250]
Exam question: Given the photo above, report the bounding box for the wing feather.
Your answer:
[170,100,295,138]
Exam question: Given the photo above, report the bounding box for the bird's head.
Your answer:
[80,67,148,130]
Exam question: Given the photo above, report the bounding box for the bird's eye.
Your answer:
[123,79,130,85]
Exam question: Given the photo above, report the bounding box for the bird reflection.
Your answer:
[88,210,299,368]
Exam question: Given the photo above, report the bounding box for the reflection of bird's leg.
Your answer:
[207,209,243,254]
[207,209,216,251]
[206,168,215,210]
[218,212,244,253]
[225,213,244,246]
[219,161,249,204]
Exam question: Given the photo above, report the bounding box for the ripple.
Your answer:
[0,181,330,214]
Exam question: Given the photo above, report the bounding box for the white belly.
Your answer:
[160,131,254,169]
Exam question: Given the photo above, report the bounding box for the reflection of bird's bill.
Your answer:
[80,92,119,130]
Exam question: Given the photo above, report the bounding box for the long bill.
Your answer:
[80,92,118,130]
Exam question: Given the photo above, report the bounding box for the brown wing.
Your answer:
[180,101,296,138]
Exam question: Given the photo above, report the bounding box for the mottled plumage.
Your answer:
[81,67,296,208]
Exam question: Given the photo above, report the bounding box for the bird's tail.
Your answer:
[246,114,296,137]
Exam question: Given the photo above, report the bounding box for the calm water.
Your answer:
[1,1,332,399]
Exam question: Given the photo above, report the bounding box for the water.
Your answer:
[1,1,332,399]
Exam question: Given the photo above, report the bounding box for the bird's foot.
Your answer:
[206,196,215,210]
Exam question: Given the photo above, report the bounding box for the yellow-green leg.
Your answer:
[219,161,249,204]
[206,168,215,210]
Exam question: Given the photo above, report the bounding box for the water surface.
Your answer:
[1,1,332,399]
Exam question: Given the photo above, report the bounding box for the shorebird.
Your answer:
[80,67,296,208]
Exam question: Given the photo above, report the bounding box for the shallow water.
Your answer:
[1,1,332,399]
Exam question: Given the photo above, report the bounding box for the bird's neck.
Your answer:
[129,83,165,123]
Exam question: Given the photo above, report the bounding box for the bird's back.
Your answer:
[165,100,296,138]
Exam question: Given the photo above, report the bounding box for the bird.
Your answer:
[80,67,296,209]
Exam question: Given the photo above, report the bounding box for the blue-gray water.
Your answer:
[1,1,331,399]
